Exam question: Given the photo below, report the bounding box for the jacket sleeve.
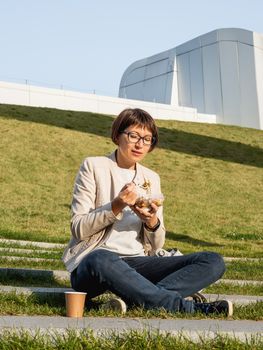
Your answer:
[70,158,122,240]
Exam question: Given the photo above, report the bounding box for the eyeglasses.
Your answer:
[122,131,155,146]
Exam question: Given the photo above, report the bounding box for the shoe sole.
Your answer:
[101,298,127,314]
[227,300,233,317]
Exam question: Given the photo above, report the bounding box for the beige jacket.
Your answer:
[62,151,166,272]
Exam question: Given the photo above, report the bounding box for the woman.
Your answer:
[62,108,233,316]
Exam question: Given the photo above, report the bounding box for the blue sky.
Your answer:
[1,0,263,97]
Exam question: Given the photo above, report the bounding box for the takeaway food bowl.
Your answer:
[135,193,164,209]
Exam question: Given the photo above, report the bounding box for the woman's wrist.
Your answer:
[111,197,126,216]
[144,218,160,232]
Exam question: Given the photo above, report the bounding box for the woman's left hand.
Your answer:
[131,202,159,228]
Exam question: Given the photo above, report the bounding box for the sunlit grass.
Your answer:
[204,282,263,296]
[0,249,62,259]
[0,273,70,288]
[224,260,263,280]
[0,329,262,350]
[0,292,262,321]
[0,257,262,283]
[0,257,64,270]
[0,272,262,296]
[0,104,262,265]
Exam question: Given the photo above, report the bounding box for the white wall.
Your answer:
[119,28,263,130]
[0,81,216,124]
[173,28,262,129]
[119,49,177,105]
[254,33,263,130]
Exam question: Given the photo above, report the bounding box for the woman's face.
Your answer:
[116,124,153,169]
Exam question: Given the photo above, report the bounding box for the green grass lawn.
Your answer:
[0,256,262,283]
[0,273,70,288]
[0,272,262,296]
[0,329,262,350]
[0,292,262,321]
[0,103,262,258]
[0,257,64,270]
[1,104,263,346]
[205,282,263,296]
[224,260,263,280]
[0,249,63,260]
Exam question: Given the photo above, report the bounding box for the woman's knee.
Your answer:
[72,249,118,292]
[203,251,226,277]
[82,249,119,271]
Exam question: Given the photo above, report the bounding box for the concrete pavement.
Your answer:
[0,316,262,342]
[1,285,262,305]
[1,267,263,285]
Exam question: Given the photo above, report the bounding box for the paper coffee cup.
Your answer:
[65,291,87,317]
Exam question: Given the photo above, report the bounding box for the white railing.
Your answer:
[0,81,217,123]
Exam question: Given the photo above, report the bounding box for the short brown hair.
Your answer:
[111,108,158,151]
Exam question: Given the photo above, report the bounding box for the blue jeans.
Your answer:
[71,249,225,313]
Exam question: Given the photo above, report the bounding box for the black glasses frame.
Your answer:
[122,131,155,146]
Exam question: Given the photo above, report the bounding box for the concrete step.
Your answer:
[0,267,69,281]
[1,267,262,286]
[0,250,261,263]
[0,286,73,295]
[0,316,262,342]
[215,279,263,286]
[0,239,261,263]
[0,254,261,267]
[224,257,261,262]
[1,256,58,262]
[0,239,65,249]
[0,285,262,305]
[0,247,61,254]
[203,293,263,305]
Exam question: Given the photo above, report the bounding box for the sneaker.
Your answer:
[101,298,127,314]
[194,300,233,317]
[155,248,183,257]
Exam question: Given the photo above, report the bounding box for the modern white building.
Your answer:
[119,28,263,130]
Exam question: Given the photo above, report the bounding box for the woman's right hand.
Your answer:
[111,182,137,215]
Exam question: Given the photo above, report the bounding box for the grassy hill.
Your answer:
[0,103,262,258]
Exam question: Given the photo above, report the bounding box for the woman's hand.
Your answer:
[131,201,159,228]
[111,182,137,215]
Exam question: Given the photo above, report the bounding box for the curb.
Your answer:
[0,267,263,286]
[0,239,65,249]
[0,316,262,342]
[1,267,262,286]
[0,286,262,305]
[215,279,263,286]
[0,239,261,262]
[1,256,59,263]
[0,268,69,281]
